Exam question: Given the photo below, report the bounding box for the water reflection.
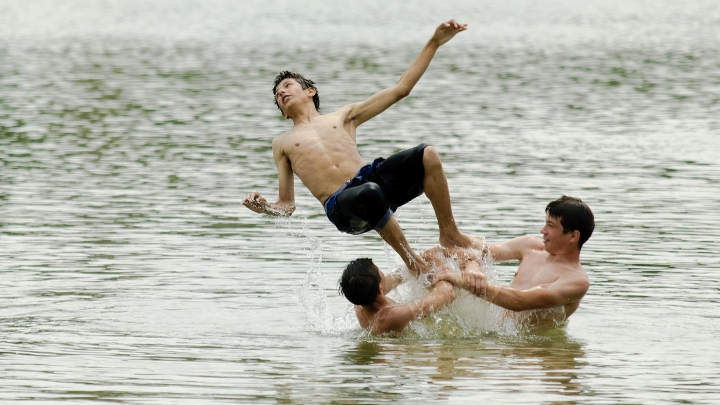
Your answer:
[340,330,587,400]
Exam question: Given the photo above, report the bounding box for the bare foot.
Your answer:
[468,235,486,251]
[439,231,474,248]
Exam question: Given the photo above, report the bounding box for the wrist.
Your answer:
[485,284,499,301]
[428,39,441,49]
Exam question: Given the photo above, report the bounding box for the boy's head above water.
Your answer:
[338,258,381,306]
[272,71,320,118]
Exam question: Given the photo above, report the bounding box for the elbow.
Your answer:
[392,84,412,99]
[396,87,411,99]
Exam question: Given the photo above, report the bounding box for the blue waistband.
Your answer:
[324,163,372,214]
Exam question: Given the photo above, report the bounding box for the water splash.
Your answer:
[291,226,359,336]
[293,226,565,338]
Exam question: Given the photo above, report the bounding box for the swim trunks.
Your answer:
[323,143,428,235]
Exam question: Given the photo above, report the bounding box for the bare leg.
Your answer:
[421,146,478,248]
[377,216,429,277]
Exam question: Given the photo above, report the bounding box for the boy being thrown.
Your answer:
[242,20,476,276]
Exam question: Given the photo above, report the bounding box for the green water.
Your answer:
[1,0,719,403]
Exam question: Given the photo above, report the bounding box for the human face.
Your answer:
[274,78,312,115]
[540,214,572,253]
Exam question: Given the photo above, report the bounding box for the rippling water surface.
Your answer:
[2,0,719,403]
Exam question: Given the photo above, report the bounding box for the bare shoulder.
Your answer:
[272,131,289,146]
[569,264,590,284]
[329,103,354,121]
[554,262,590,295]
[373,305,412,334]
[354,306,370,329]
[518,235,544,251]
[271,130,293,152]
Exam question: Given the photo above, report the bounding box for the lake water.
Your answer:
[1,0,719,403]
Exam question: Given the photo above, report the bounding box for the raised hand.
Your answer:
[431,19,468,46]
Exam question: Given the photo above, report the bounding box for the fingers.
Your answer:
[433,266,462,286]
[242,191,265,204]
[463,269,487,297]
[444,19,468,31]
[242,191,268,214]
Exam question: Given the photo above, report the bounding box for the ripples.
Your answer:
[2,0,720,403]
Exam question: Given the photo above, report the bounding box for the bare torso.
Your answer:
[510,247,588,319]
[274,107,368,204]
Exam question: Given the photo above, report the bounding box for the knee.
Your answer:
[422,145,441,168]
[359,182,384,200]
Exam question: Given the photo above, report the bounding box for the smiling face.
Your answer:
[540,214,579,254]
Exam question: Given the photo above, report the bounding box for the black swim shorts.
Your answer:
[323,143,428,235]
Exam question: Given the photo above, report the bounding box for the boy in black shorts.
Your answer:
[324,144,429,235]
[242,21,476,276]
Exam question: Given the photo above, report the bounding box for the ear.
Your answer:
[378,283,384,297]
[569,230,580,244]
[306,87,316,97]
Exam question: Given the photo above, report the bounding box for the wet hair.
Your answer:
[272,71,320,114]
[338,258,381,306]
[545,195,595,250]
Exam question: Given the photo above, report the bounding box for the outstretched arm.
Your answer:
[435,262,589,311]
[242,138,296,216]
[345,20,467,128]
[483,276,589,312]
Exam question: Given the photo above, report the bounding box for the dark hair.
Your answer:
[338,258,381,306]
[546,195,595,250]
[272,71,320,114]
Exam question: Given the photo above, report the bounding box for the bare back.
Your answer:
[274,107,367,204]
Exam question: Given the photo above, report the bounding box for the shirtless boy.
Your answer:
[338,257,456,335]
[242,20,475,275]
[434,196,595,323]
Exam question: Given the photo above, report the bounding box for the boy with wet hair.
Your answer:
[339,257,456,335]
[272,71,319,116]
[545,195,595,250]
[243,20,479,277]
[435,196,595,323]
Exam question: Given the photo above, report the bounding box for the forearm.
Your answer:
[482,284,562,312]
[482,285,527,311]
[411,280,456,319]
[395,40,440,95]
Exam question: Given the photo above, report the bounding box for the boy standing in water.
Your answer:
[242,20,477,276]
[434,196,595,323]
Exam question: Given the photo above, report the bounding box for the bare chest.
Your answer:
[509,253,563,290]
[282,119,351,155]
